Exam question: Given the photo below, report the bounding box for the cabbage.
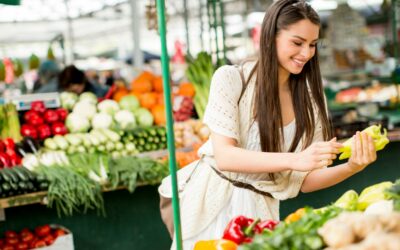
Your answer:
[79,92,98,105]
[114,110,136,130]
[97,99,120,115]
[66,113,90,133]
[134,108,154,126]
[73,101,97,120]
[119,95,140,112]
[334,190,359,211]
[92,113,113,129]
[357,181,393,211]
[60,91,78,110]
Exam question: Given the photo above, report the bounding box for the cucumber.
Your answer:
[151,144,158,151]
[18,182,28,191]
[12,167,28,182]
[144,144,152,151]
[26,181,35,192]
[0,170,12,183]
[18,167,37,181]
[39,182,49,191]
[2,183,11,194]
[2,168,19,183]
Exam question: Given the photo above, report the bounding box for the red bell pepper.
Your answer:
[5,149,21,166]
[0,140,6,152]
[43,109,59,123]
[56,108,68,122]
[222,216,260,245]
[31,101,46,113]
[254,219,279,234]
[0,152,11,167]
[3,138,15,151]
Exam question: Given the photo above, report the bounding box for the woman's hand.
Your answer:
[292,138,342,172]
[346,131,377,173]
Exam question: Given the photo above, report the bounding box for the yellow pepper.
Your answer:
[338,124,389,160]
[194,239,238,250]
[284,208,306,224]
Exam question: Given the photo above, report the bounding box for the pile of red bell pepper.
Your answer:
[20,101,69,140]
[0,224,68,250]
[222,215,279,245]
[0,138,21,168]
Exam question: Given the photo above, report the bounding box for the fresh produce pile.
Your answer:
[20,101,68,140]
[0,103,22,142]
[0,224,69,250]
[194,179,400,250]
[174,119,210,148]
[20,151,169,216]
[0,138,22,168]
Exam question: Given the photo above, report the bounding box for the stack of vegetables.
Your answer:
[0,103,22,142]
[20,101,68,140]
[186,52,217,119]
[174,119,210,148]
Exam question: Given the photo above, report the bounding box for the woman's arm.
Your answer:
[212,132,341,173]
[301,132,377,193]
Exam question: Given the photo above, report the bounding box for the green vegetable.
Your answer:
[334,190,359,211]
[91,113,113,129]
[357,181,393,211]
[134,108,154,127]
[339,124,390,160]
[119,95,140,112]
[97,99,120,115]
[60,92,78,110]
[66,113,91,133]
[385,179,400,211]
[79,92,98,105]
[241,207,342,250]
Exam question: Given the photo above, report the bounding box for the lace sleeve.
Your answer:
[203,65,242,141]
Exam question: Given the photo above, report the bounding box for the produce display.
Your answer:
[195,179,400,250]
[0,224,69,250]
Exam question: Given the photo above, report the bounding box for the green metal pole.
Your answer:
[219,1,227,63]
[156,1,183,249]
[392,0,399,60]
[211,0,221,62]
[183,0,191,57]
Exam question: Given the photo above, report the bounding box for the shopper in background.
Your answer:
[33,60,60,93]
[58,65,108,97]
[159,0,377,249]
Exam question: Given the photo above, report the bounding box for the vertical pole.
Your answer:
[156,1,183,249]
[64,0,74,64]
[130,0,143,69]
[392,0,399,61]
[206,1,213,53]
[219,0,227,63]
[199,0,204,50]
[211,0,220,61]
[183,0,191,57]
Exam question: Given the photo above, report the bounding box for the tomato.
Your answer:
[15,242,28,250]
[20,232,34,244]
[43,110,59,123]
[42,234,54,246]
[53,228,66,238]
[30,239,46,249]
[3,244,15,250]
[0,238,4,247]
[34,225,51,238]
[4,231,18,239]
[30,101,46,113]
[56,108,68,122]
[5,237,18,245]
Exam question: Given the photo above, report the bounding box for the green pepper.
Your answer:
[338,124,390,160]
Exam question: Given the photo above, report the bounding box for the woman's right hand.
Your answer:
[291,138,343,172]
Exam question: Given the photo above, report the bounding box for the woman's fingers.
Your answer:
[361,132,370,161]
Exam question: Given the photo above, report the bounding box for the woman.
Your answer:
[159,0,376,249]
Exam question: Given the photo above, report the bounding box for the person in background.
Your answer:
[58,65,108,97]
[33,60,60,93]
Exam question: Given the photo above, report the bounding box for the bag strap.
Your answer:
[178,155,204,193]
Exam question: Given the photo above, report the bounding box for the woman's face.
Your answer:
[66,83,85,94]
[275,19,319,76]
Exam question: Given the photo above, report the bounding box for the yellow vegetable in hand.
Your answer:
[338,124,389,160]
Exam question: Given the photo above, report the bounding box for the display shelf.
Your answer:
[0,183,149,210]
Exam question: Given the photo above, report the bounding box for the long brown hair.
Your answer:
[248,0,332,157]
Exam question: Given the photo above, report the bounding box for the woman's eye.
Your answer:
[293,42,302,46]
[310,44,317,48]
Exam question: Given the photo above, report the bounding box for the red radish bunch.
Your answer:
[0,225,68,250]
[20,101,69,140]
[173,96,194,122]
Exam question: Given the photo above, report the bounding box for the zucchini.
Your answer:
[144,144,152,151]
[2,183,11,197]
[39,182,49,191]
[18,167,37,181]
[12,167,29,182]
[0,170,12,183]
[2,168,19,183]
[26,181,35,192]
[18,182,28,192]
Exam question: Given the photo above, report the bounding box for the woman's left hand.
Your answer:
[347,131,377,173]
